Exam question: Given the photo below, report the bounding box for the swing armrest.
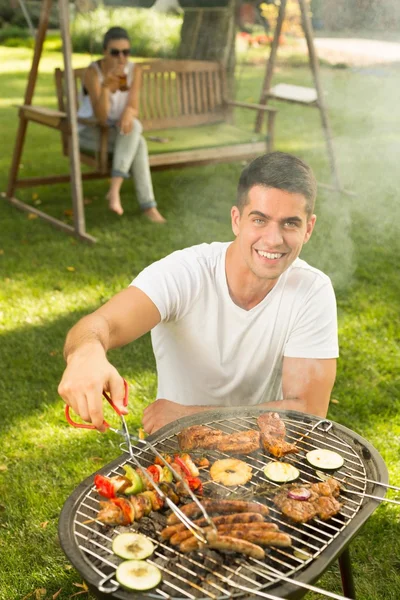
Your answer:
[226,101,277,153]
[226,101,278,113]
[77,117,109,129]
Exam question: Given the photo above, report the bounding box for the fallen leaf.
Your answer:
[0,249,4,255]
[27,213,38,220]
[0,503,6,511]
[21,592,34,600]
[70,582,89,597]
[66,266,75,272]
[331,398,339,404]
[64,564,73,571]
[89,456,103,462]
[0,465,8,472]
[33,199,42,206]
[64,209,73,216]
[52,590,62,600]
[40,521,49,529]
[35,589,47,600]
[20,163,24,169]
[0,192,6,198]
[32,193,39,200]
[49,350,58,356]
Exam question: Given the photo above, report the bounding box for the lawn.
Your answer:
[0,40,400,600]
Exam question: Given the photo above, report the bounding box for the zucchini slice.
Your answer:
[116,559,162,591]
[263,461,300,483]
[306,449,344,470]
[112,532,154,560]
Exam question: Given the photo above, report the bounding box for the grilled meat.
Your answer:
[161,511,265,540]
[177,425,260,455]
[170,521,280,546]
[180,532,266,559]
[273,477,342,523]
[166,499,269,525]
[257,412,298,458]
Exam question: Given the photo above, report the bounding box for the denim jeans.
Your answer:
[79,118,157,211]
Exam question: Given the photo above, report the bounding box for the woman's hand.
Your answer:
[118,107,137,135]
[102,66,125,93]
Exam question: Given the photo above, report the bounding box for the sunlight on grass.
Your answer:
[1,41,400,600]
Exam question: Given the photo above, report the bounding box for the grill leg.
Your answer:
[338,547,356,599]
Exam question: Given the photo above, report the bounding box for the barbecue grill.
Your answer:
[59,408,388,599]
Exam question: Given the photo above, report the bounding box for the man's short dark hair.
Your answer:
[102,27,130,49]
[236,152,317,217]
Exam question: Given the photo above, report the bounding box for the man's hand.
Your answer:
[58,343,127,432]
[142,399,202,435]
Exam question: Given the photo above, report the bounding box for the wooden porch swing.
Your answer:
[4,0,277,243]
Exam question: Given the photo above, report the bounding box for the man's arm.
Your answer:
[58,286,161,430]
[142,357,336,434]
[266,356,337,418]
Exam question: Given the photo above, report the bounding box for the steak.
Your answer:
[257,412,298,458]
[177,425,260,455]
[273,478,342,523]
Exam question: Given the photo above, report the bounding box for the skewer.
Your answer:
[295,419,333,444]
[116,420,217,543]
[251,559,354,600]
[344,489,400,506]
[351,474,400,492]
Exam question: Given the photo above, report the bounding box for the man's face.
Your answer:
[231,185,316,282]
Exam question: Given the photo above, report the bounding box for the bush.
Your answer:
[71,6,182,58]
[0,25,33,47]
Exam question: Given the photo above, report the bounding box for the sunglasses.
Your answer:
[109,48,130,57]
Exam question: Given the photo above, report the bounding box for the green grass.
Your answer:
[0,43,400,600]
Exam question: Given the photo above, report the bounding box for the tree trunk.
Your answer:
[177,0,237,97]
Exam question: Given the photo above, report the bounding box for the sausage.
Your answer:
[171,520,279,546]
[226,530,292,547]
[166,500,269,525]
[161,511,265,539]
[170,520,278,546]
[208,535,266,560]
[216,522,279,534]
[179,533,265,559]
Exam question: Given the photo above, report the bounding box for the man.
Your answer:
[58,152,338,434]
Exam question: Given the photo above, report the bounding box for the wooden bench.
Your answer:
[53,59,277,177]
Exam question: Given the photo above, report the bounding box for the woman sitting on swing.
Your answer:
[77,27,165,222]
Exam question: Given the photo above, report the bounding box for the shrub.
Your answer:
[0,25,33,47]
[71,6,182,58]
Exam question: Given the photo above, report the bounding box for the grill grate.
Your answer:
[60,409,388,600]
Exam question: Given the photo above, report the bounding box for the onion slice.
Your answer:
[287,487,312,501]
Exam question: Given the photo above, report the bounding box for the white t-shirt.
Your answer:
[131,242,339,407]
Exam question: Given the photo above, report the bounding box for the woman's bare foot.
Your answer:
[106,191,124,215]
[143,207,166,223]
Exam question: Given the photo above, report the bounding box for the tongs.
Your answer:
[65,379,216,543]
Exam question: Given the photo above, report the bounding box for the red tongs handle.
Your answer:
[65,378,129,429]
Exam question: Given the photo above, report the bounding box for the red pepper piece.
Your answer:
[186,476,203,495]
[146,464,160,483]
[94,474,116,499]
[173,456,192,478]
[110,497,135,524]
